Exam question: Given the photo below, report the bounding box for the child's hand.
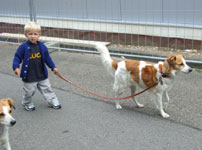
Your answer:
[53,68,58,74]
[14,68,20,76]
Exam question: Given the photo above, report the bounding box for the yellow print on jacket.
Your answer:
[30,52,41,59]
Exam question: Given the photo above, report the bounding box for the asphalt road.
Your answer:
[0,44,202,150]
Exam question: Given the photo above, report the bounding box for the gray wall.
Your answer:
[0,0,29,17]
[0,0,202,28]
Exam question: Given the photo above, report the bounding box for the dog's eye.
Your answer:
[0,113,4,117]
[179,63,184,66]
[9,110,12,113]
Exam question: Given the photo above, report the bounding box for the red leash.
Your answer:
[56,72,158,100]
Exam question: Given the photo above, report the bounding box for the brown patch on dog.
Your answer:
[125,60,140,83]
[162,55,185,75]
[0,98,15,120]
[172,55,185,70]
[141,65,158,87]
[112,60,118,70]
[6,98,15,110]
[159,64,163,73]
[162,60,173,76]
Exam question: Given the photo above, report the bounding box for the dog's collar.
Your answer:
[161,73,170,78]
[159,63,170,79]
[159,73,170,85]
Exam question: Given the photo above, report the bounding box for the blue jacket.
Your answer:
[12,41,56,80]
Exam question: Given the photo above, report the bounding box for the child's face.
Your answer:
[25,30,41,44]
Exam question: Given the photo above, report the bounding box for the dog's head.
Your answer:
[0,98,16,127]
[163,55,192,74]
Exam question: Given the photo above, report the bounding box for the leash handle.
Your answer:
[55,72,157,100]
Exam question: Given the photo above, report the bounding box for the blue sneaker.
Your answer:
[23,103,35,111]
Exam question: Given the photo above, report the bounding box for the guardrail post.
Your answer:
[29,0,36,22]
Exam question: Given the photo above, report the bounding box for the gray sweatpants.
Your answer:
[22,79,60,106]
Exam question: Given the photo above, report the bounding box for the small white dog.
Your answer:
[96,44,192,118]
[0,98,16,150]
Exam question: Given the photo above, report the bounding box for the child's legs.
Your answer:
[37,79,59,105]
[23,82,37,105]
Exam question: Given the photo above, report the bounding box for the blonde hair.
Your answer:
[24,22,41,34]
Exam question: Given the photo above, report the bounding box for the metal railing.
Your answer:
[0,0,201,67]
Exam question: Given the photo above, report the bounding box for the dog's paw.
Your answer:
[161,112,170,118]
[137,103,144,108]
[115,104,122,110]
[164,102,169,110]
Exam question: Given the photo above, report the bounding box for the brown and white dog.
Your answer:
[0,98,16,150]
[95,44,192,118]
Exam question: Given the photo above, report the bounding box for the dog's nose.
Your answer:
[188,68,192,72]
[10,120,16,126]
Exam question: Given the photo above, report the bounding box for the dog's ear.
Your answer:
[167,55,176,66]
[6,98,15,110]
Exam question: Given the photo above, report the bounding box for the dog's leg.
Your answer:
[115,101,122,110]
[114,92,122,110]
[155,93,170,118]
[130,86,144,108]
[1,127,11,150]
[2,137,11,150]
[164,91,170,109]
[113,79,123,110]
[4,141,11,150]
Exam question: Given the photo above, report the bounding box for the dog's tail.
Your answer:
[95,43,117,76]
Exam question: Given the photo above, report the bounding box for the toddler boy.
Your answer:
[12,22,61,111]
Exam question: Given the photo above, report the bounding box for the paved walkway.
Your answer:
[0,45,202,149]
